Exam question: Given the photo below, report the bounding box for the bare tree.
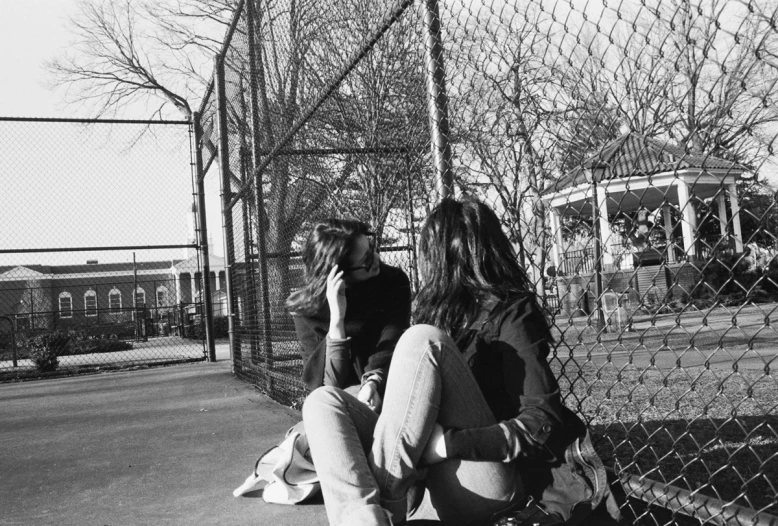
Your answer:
[48,0,425,312]
[221,0,428,311]
[450,5,603,296]
[46,0,234,119]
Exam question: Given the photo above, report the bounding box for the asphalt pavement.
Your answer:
[0,349,328,526]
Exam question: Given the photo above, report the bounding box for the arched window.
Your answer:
[84,290,97,317]
[59,292,73,318]
[84,289,97,317]
[134,287,146,307]
[156,285,169,308]
[108,288,122,313]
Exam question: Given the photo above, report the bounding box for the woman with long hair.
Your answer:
[302,198,617,525]
[286,218,411,410]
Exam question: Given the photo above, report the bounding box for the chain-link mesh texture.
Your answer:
[204,0,778,523]
[0,119,209,379]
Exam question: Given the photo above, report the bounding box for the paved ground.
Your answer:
[0,344,328,526]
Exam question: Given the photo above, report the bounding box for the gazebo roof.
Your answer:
[545,132,747,196]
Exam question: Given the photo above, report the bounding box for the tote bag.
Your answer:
[233,422,320,504]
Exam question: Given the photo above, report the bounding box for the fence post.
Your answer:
[405,150,420,292]
[0,316,17,368]
[246,0,275,386]
[423,0,454,202]
[215,55,239,363]
[193,111,217,361]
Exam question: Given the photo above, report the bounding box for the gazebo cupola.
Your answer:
[544,132,748,273]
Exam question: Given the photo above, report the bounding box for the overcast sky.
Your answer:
[0,0,75,118]
[0,0,225,267]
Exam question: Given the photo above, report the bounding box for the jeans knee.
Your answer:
[395,324,455,361]
[302,385,342,424]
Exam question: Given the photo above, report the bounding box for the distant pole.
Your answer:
[133,252,139,341]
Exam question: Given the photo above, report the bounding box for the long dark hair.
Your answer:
[286,218,372,315]
[414,197,539,341]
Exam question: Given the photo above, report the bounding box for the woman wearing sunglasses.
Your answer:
[286,218,411,412]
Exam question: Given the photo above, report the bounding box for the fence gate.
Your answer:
[0,117,216,380]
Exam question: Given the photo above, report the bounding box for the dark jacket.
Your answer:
[444,296,620,524]
[290,263,411,392]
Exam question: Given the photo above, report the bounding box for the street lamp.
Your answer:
[584,159,608,334]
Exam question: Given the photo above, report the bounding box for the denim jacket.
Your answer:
[442,296,563,462]
[442,296,620,523]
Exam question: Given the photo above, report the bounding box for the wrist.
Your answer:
[328,320,346,339]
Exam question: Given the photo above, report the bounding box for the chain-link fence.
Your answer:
[201,0,778,523]
[0,118,215,380]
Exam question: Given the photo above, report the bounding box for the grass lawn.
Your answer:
[547,303,778,519]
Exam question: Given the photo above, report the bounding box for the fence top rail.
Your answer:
[0,245,197,254]
[0,116,190,125]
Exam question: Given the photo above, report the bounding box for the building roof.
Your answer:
[0,260,183,281]
[173,253,225,273]
[544,132,747,196]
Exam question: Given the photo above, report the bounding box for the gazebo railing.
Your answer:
[560,248,594,275]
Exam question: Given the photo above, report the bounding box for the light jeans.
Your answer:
[302,325,523,526]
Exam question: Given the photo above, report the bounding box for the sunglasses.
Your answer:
[342,232,377,272]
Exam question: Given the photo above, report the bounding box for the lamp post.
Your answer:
[584,161,608,334]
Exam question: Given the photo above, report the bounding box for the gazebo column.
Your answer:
[549,208,563,271]
[717,192,729,251]
[174,271,182,305]
[662,205,676,263]
[728,183,744,252]
[676,179,698,259]
[595,187,614,267]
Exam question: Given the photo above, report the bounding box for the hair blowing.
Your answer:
[286,218,371,316]
[413,197,539,342]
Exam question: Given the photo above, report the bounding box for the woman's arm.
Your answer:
[361,268,412,392]
[441,300,564,463]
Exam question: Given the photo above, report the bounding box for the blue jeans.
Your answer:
[303,325,523,526]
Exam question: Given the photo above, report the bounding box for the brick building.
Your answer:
[0,205,225,332]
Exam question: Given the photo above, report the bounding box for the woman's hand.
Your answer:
[326,265,347,339]
[358,381,383,412]
[422,423,447,464]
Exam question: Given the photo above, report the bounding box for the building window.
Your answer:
[84,290,97,317]
[134,287,146,307]
[59,292,73,319]
[109,288,122,313]
[156,286,169,308]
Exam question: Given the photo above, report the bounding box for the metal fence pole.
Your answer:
[247,0,275,382]
[215,56,238,362]
[590,178,607,334]
[423,0,453,202]
[193,112,217,361]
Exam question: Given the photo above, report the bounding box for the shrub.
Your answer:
[68,339,133,355]
[213,316,229,338]
[189,316,229,340]
[26,332,71,373]
[693,252,778,305]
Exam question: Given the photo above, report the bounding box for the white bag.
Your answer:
[233,422,320,504]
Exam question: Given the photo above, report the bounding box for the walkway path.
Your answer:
[0,354,328,526]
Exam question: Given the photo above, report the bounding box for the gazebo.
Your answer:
[543,132,747,316]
